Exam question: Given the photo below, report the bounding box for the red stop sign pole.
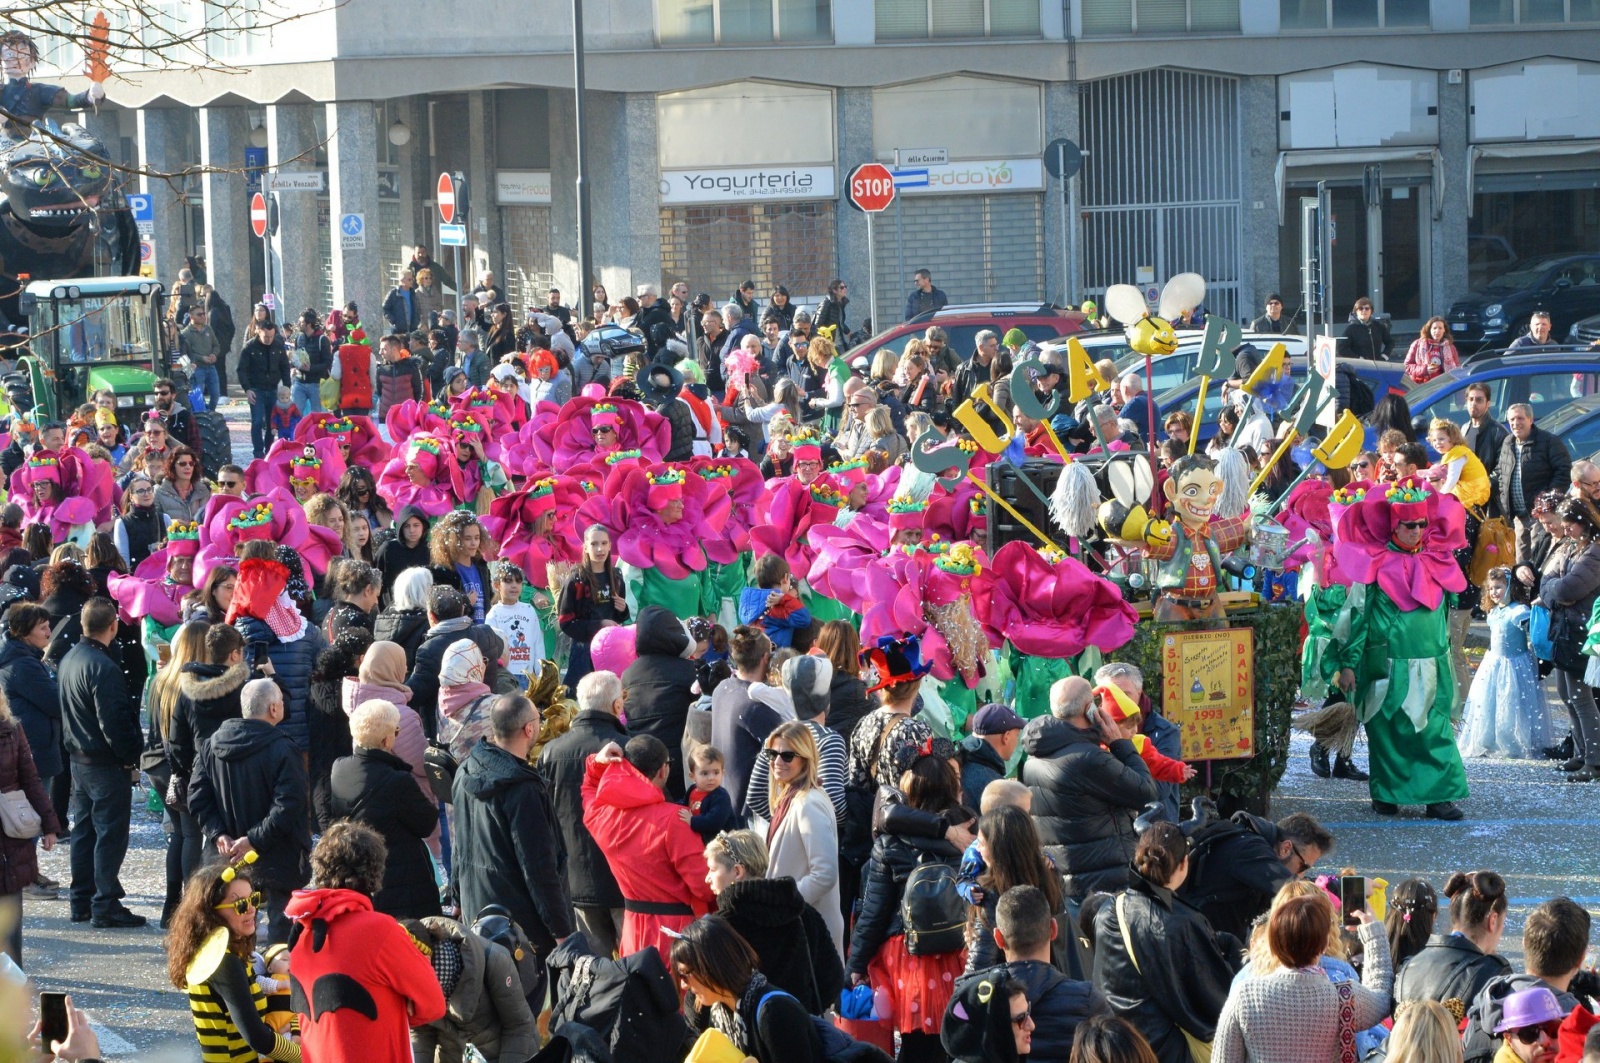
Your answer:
[437,172,456,224]
[846,163,897,337]
[251,191,275,313]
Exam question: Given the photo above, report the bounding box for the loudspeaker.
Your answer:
[984,459,1070,556]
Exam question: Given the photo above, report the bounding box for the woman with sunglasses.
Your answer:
[671,915,825,1063]
[166,863,301,1063]
[758,720,844,957]
[113,475,164,569]
[336,466,391,533]
[155,445,211,525]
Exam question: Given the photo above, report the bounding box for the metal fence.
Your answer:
[1080,68,1244,321]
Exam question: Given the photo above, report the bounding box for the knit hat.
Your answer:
[439,638,486,686]
[781,654,833,722]
[1002,328,1028,348]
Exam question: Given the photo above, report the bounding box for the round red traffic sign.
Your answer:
[437,172,456,224]
[847,163,895,213]
[250,192,267,238]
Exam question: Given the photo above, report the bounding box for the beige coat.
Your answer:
[765,783,844,956]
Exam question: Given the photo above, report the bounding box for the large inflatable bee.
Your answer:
[1102,273,1207,357]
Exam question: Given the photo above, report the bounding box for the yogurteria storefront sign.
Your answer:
[660,165,836,205]
[900,158,1045,195]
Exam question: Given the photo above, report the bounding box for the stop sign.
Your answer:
[437,172,456,224]
[250,192,267,238]
[847,163,895,213]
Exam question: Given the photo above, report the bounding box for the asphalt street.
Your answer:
[12,403,1594,1058]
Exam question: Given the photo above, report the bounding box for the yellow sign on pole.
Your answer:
[1160,627,1255,761]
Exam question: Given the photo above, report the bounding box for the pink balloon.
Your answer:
[589,623,638,678]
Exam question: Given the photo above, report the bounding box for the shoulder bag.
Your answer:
[1115,892,1212,1063]
[0,789,41,840]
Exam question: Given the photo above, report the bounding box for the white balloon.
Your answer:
[1103,284,1148,327]
[1158,273,1207,319]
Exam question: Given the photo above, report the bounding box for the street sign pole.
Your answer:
[866,211,877,342]
[1058,142,1070,307]
[846,163,895,339]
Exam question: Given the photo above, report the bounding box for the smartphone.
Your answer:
[1340,875,1366,926]
[250,641,271,670]
[39,991,68,1049]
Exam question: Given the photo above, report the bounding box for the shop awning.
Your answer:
[1468,139,1600,216]
[1275,147,1443,225]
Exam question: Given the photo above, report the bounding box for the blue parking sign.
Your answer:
[127,194,152,222]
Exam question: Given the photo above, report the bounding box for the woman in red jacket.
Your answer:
[1403,317,1460,385]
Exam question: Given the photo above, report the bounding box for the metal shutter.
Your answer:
[317,199,334,313]
[501,206,555,313]
[659,202,837,306]
[869,193,1045,329]
[379,201,405,289]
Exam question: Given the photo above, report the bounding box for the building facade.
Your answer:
[49,0,1600,340]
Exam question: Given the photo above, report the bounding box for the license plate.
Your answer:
[1450,322,1468,331]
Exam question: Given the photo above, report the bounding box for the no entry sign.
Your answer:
[437,172,456,224]
[847,163,895,213]
[250,192,267,238]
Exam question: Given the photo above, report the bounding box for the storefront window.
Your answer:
[660,0,831,41]
[660,203,836,307]
[1081,0,1238,33]
[1471,0,1596,20]
[1471,184,1600,287]
[878,0,1043,37]
[1282,0,1429,27]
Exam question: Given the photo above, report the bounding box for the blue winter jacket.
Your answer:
[233,614,327,752]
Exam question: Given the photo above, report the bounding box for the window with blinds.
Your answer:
[1285,0,1434,26]
[877,0,1041,37]
[659,0,833,40]
[1082,0,1238,32]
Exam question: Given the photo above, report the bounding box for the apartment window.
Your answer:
[1082,0,1237,33]
[877,0,1042,38]
[660,0,831,42]
[1281,0,1427,27]
[1472,0,1598,20]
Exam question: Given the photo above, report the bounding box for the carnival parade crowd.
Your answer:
[4,265,1600,1063]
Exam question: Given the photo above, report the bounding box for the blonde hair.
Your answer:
[807,333,838,368]
[1428,419,1465,449]
[153,622,211,739]
[49,544,84,565]
[1387,1001,1463,1063]
[705,829,768,878]
[304,493,348,531]
[350,699,401,749]
[864,406,895,438]
[869,349,899,382]
[980,779,1031,814]
[765,720,820,813]
[1247,879,1347,973]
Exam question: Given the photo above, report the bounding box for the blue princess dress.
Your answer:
[1458,602,1552,759]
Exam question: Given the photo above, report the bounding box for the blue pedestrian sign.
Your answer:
[339,212,365,250]
[438,222,467,247]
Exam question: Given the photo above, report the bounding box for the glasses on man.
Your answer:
[1513,1021,1562,1045]
[154,390,172,398]
[1580,478,1600,491]
[214,890,262,916]
[1397,519,1429,531]
[1289,841,1315,873]
[218,479,242,490]
[763,748,800,764]
[592,426,615,437]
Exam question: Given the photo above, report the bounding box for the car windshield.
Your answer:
[1483,257,1568,291]
[35,294,154,365]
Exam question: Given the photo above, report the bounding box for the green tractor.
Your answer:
[3,276,231,470]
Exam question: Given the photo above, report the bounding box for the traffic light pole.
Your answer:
[573,0,594,299]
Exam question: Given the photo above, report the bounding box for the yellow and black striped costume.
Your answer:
[184,927,300,1063]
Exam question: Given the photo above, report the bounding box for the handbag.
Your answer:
[1115,893,1212,1063]
[1468,516,1515,587]
[1531,604,1555,662]
[423,740,459,804]
[1550,609,1588,674]
[0,789,41,840]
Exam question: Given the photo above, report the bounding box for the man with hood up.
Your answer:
[619,604,700,800]
[373,504,430,607]
[188,678,311,943]
[405,914,538,1063]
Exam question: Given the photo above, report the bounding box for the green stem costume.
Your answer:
[1327,583,1469,805]
[1300,583,1350,703]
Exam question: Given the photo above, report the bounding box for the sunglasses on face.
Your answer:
[219,479,241,489]
[1397,519,1429,531]
[1514,1022,1562,1045]
[1011,1007,1034,1027]
[214,890,262,915]
[1350,460,1372,470]
[592,426,615,436]
[763,748,800,764]
[154,390,172,398]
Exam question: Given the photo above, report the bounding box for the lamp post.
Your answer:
[573,0,593,302]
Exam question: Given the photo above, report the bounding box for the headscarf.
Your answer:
[359,640,410,694]
[438,638,491,724]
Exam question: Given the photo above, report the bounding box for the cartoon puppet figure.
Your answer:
[0,31,107,134]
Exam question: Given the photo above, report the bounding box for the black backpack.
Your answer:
[901,855,966,956]
[758,990,894,1063]
[1344,367,1376,417]
[423,739,458,803]
[548,935,691,1063]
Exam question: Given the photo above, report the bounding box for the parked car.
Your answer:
[1403,353,1600,429]
[1444,253,1600,353]
[1110,333,1311,397]
[1153,356,1407,445]
[1567,311,1600,347]
[1534,394,1600,464]
[846,303,1087,368]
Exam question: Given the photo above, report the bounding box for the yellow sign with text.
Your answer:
[1160,627,1255,761]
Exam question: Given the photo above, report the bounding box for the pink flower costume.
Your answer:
[108,518,200,629]
[976,540,1139,718]
[294,412,388,470]
[377,432,481,517]
[194,487,344,586]
[480,475,591,593]
[10,447,113,541]
[244,437,347,499]
[384,398,451,446]
[528,397,671,472]
[807,497,932,613]
[689,455,766,615]
[575,462,731,619]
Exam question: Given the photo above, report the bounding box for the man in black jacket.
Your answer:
[991,885,1108,1059]
[622,605,699,801]
[1496,403,1573,562]
[1465,382,1509,515]
[537,669,629,961]
[61,598,144,926]
[188,677,311,944]
[1176,811,1333,942]
[454,694,572,1007]
[638,363,696,463]
[957,703,1024,811]
[1018,676,1156,899]
[237,319,290,459]
[635,284,674,363]
[406,587,502,737]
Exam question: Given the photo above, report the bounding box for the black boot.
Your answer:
[1310,743,1332,779]
[1545,734,1575,761]
[1332,756,1370,781]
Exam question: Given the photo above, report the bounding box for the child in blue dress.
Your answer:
[1458,566,1551,759]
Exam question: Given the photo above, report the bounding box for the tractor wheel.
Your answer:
[198,410,234,473]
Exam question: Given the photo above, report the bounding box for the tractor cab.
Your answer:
[6,276,164,429]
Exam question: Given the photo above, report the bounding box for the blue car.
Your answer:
[1402,354,1600,431]
[1153,357,1409,445]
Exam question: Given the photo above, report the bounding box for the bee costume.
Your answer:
[185,926,301,1063]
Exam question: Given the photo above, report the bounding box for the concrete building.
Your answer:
[46,0,1600,341]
